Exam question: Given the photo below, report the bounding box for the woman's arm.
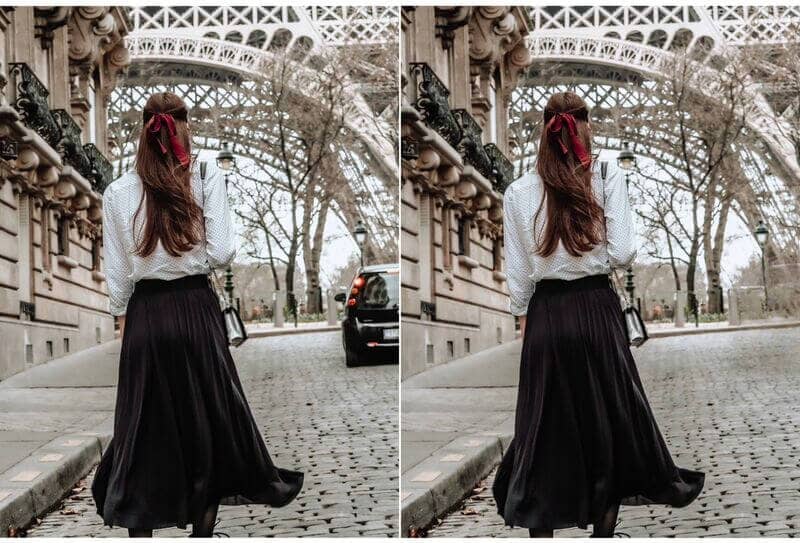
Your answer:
[102,187,134,319]
[504,185,535,320]
[604,165,637,268]
[202,165,236,268]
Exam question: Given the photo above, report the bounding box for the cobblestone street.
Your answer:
[25,331,399,537]
[426,328,800,538]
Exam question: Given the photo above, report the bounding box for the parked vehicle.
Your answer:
[335,263,399,367]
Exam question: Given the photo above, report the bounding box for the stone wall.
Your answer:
[0,7,129,380]
[400,7,530,378]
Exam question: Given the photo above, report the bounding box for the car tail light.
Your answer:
[347,275,367,308]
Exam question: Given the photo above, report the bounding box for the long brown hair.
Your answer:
[533,91,604,257]
[133,92,202,257]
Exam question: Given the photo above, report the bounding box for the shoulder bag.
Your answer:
[199,161,248,347]
[600,161,648,347]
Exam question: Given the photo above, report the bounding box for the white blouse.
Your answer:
[503,161,637,316]
[102,162,236,316]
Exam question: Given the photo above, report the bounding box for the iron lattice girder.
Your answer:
[129,6,398,47]
[527,5,800,49]
[124,31,396,184]
[520,32,800,192]
[109,80,397,259]
[511,77,799,248]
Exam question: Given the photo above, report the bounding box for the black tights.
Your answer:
[126,502,220,538]
[528,502,620,539]
[592,502,621,538]
[191,502,220,538]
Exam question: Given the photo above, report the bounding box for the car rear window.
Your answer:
[360,271,399,309]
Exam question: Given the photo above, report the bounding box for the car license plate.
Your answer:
[383,328,399,340]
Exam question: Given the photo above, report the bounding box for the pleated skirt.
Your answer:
[92,275,303,530]
[493,275,703,530]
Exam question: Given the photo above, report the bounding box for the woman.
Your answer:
[493,92,703,538]
[92,92,303,537]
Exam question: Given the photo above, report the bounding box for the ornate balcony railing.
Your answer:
[53,109,92,179]
[408,62,461,150]
[83,143,113,194]
[452,109,493,182]
[483,143,514,194]
[8,63,62,150]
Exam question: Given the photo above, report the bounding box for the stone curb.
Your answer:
[0,430,112,535]
[648,319,800,339]
[246,325,340,338]
[400,432,513,536]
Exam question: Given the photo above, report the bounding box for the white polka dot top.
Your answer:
[503,161,637,316]
[102,161,236,316]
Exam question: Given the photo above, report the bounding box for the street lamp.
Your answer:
[353,219,367,267]
[217,142,236,304]
[617,142,637,306]
[754,220,769,310]
[216,141,235,174]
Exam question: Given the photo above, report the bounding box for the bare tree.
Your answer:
[620,48,760,315]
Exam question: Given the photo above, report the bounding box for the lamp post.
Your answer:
[754,220,769,311]
[353,219,368,267]
[617,142,637,306]
[217,142,236,305]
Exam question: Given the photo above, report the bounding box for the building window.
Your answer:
[457,217,470,256]
[492,238,502,271]
[464,337,471,354]
[446,340,454,358]
[442,206,452,269]
[57,218,70,256]
[91,238,101,271]
[46,341,53,358]
[63,338,70,353]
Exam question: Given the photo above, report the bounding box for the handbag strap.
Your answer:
[197,160,227,306]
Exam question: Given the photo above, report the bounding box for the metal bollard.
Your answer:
[326,290,338,325]
[728,288,740,326]
[674,293,685,328]
[273,295,285,328]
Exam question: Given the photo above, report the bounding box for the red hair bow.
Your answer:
[147,113,190,168]
[546,112,591,169]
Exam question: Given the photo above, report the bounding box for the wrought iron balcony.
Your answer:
[53,109,92,180]
[407,62,462,150]
[483,143,514,194]
[452,109,493,182]
[8,63,62,150]
[83,143,113,194]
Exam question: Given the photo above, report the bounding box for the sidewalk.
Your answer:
[246,320,340,338]
[400,317,800,536]
[0,321,339,535]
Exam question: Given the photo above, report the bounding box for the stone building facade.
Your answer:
[0,7,129,380]
[400,7,531,378]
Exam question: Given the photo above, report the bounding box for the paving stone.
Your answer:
[24,332,398,537]
[428,329,800,538]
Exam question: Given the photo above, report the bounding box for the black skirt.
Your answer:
[493,275,703,530]
[92,275,303,530]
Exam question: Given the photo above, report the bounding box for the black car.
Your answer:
[335,263,399,367]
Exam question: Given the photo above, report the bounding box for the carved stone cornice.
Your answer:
[68,8,119,67]
[468,7,532,128]
[434,7,472,49]
[34,7,71,49]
